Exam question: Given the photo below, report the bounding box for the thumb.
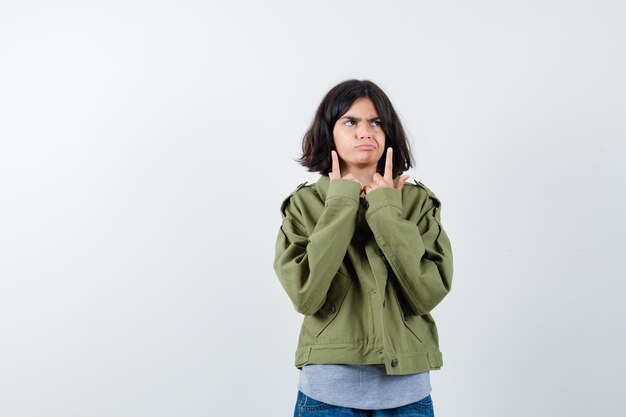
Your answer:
[395,175,410,190]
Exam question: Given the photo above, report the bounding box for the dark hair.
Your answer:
[296,79,415,178]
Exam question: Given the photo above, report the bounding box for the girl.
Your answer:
[273,79,454,416]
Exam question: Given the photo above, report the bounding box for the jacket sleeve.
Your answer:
[273,179,361,315]
[364,186,453,316]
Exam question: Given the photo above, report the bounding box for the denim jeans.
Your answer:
[293,390,435,417]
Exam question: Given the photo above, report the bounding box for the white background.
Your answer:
[1,1,625,416]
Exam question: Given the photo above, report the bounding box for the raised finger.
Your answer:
[384,147,393,182]
[331,150,341,179]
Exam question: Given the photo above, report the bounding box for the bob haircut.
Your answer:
[297,79,415,178]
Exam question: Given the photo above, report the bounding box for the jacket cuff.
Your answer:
[364,187,402,214]
[326,179,361,204]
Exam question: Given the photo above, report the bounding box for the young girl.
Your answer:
[273,79,454,416]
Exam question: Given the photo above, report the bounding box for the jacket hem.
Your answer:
[295,345,443,375]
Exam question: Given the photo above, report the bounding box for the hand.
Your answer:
[363,147,410,195]
[329,150,363,189]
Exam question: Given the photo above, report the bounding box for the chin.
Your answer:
[354,161,379,168]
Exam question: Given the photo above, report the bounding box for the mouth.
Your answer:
[356,144,375,150]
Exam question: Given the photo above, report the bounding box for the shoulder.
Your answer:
[409,179,442,207]
[402,180,441,205]
[279,181,316,217]
[402,179,443,213]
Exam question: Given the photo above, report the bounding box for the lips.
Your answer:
[356,144,375,149]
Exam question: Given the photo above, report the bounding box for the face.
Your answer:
[332,97,386,173]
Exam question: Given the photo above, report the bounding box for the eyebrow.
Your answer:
[339,115,381,121]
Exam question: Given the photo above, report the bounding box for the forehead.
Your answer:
[342,97,379,116]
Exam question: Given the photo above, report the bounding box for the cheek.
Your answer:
[377,136,386,153]
[333,133,349,150]
[332,128,342,147]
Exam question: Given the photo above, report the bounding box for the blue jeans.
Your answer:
[293,390,435,417]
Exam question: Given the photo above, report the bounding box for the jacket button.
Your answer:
[391,358,399,367]
[328,305,336,314]
[363,201,369,209]
[403,312,409,321]
[375,247,384,256]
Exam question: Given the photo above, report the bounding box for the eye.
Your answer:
[372,120,382,127]
[344,119,357,126]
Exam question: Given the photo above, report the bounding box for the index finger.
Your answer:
[331,150,341,179]
[384,147,393,181]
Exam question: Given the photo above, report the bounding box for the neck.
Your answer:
[339,162,378,189]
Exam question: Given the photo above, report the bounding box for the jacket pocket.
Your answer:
[389,273,426,343]
[402,312,427,344]
[390,277,426,344]
[302,270,352,339]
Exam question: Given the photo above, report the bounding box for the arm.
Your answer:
[364,186,453,316]
[273,179,361,315]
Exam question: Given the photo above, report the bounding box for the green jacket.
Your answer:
[273,174,454,375]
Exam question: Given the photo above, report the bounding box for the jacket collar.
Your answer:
[314,174,331,201]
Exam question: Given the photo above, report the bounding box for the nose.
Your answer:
[357,123,373,139]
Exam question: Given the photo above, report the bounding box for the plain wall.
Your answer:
[1,1,625,416]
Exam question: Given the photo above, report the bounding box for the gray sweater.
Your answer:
[298,363,431,409]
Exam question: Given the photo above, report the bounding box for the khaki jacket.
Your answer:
[273,174,454,375]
